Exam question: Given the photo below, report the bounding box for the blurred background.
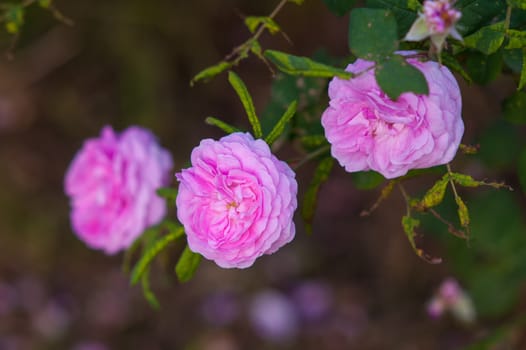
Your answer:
[0,0,526,349]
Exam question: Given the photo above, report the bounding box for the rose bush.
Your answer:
[176,132,297,269]
[321,51,464,179]
[64,126,173,254]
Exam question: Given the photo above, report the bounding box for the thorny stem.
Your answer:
[226,0,290,64]
[428,208,467,239]
[446,163,460,201]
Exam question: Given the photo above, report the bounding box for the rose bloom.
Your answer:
[404,0,462,53]
[176,132,297,269]
[65,126,173,254]
[321,52,464,179]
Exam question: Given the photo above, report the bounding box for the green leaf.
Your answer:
[141,269,160,309]
[455,195,470,228]
[365,0,417,38]
[402,215,442,264]
[289,0,304,4]
[502,48,523,73]
[190,61,232,86]
[228,71,262,138]
[302,157,334,234]
[456,0,507,36]
[322,0,356,16]
[507,0,526,9]
[264,50,352,79]
[175,246,202,283]
[420,176,449,209]
[440,52,473,84]
[465,50,503,85]
[300,135,328,149]
[5,5,24,34]
[505,29,526,49]
[407,0,420,10]
[156,187,178,201]
[38,0,52,8]
[518,147,526,193]
[205,116,241,134]
[463,22,505,55]
[449,172,509,189]
[130,227,185,285]
[351,171,385,190]
[375,55,429,100]
[245,16,281,34]
[520,48,526,90]
[503,91,526,124]
[265,100,297,146]
[348,8,399,61]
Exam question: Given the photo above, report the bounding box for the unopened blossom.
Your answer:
[321,51,464,179]
[176,132,297,269]
[65,126,173,254]
[404,0,462,53]
[427,278,476,324]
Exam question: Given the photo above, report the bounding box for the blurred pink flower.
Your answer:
[249,290,299,342]
[176,132,297,268]
[427,277,475,323]
[65,126,173,254]
[321,52,464,179]
[404,0,462,52]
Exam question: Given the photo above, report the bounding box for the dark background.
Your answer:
[0,1,525,349]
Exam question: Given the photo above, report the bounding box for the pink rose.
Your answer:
[64,126,173,254]
[322,52,464,179]
[176,132,297,269]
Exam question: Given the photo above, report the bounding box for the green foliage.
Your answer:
[505,29,526,49]
[141,269,160,309]
[465,50,503,85]
[348,8,399,61]
[265,100,297,146]
[419,177,449,209]
[502,48,522,72]
[228,71,263,138]
[375,55,429,100]
[130,226,185,285]
[401,215,442,264]
[264,50,352,79]
[322,0,356,16]
[517,147,526,193]
[520,48,526,90]
[261,68,327,139]
[507,0,526,9]
[5,5,24,34]
[456,0,507,36]
[205,117,241,134]
[464,22,505,55]
[440,53,473,84]
[175,246,202,283]
[503,91,526,124]
[156,187,178,202]
[38,0,52,8]
[365,0,417,38]
[190,61,232,86]
[302,157,334,234]
[351,171,384,190]
[454,195,470,228]
[245,16,281,34]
